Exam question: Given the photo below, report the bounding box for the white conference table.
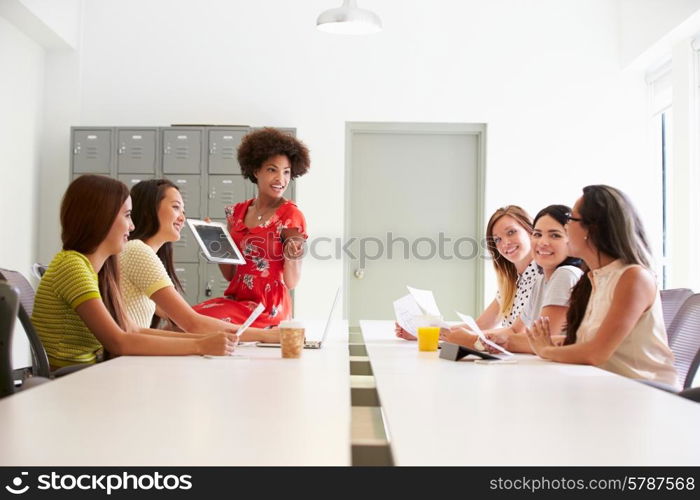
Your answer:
[361,320,700,466]
[0,320,350,466]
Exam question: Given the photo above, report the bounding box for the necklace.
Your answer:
[253,198,282,223]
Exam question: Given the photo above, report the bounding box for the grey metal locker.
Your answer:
[208,128,249,174]
[165,174,201,217]
[172,224,200,263]
[162,129,202,174]
[117,129,157,174]
[72,129,113,173]
[251,126,296,137]
[201,263,232,303]
[173,263,200,306]
[72,173,111,181]
[118,173,155,190]
[207,175,247,219]
[277,127,297,138]
[68,123,296,312]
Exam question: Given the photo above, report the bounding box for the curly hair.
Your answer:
[237,127,310,184]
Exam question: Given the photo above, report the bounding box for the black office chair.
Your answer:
[0,268,88,381]
[0,281,51,398]
[31,262,48,279]
[667,293,700,389]
[660,288,694,343]
[0,281,20,398]
[678,387,700,403]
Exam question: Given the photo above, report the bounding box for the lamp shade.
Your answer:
[316,0,382,35]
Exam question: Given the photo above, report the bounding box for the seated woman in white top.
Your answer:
[485,205,583,353]
[527,185,679,389]
[120,179,279,342]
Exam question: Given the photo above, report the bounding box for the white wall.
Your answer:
[617,0,700,291]
[33,0,662,316]
[0,0,694,377]
[37,49,82,267]
[0,13,45,365]
[668,40,700,292]
[19,0,82,49]
[618,0,700,67]
[0,0,80,50]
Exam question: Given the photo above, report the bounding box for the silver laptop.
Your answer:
[257,287,341,349]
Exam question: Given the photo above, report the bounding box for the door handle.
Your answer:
[354,268,365,280]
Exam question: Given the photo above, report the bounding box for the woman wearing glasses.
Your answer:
[527,185,679,388]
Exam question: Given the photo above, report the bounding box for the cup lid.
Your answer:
[279,320,304,329]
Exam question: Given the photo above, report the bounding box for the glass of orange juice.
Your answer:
[417,326,440,351]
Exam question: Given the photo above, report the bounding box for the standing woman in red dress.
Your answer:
[193,128,310,328]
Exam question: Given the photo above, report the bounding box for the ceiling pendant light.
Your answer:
[316,0,383,35]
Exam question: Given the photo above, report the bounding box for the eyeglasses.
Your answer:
[565,213,583,223]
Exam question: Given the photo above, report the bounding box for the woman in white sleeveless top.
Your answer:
[526,185,679,389]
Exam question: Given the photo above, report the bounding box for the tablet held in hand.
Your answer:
[186,219,246,265]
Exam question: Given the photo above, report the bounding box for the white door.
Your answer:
[345,122,485,328]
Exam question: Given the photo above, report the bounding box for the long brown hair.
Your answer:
[61,175,130,330]
[485,206,533,316]
[128,179,184,293]
[564,185,653,344]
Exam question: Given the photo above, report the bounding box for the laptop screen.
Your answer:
[320,287,341,343]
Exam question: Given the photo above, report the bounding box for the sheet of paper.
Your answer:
[455,311,513,357]
[204,303,265,357]
[237,302,265,338]
[406,286,442,317]
[393,294,423,336]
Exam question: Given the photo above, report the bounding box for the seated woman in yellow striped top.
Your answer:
[32,175,236,369]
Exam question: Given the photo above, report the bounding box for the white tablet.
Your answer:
[186,219,246,265]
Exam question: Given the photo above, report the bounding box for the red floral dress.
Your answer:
[193,199,307,328]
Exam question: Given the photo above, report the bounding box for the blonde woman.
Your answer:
[396,206,536,347]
